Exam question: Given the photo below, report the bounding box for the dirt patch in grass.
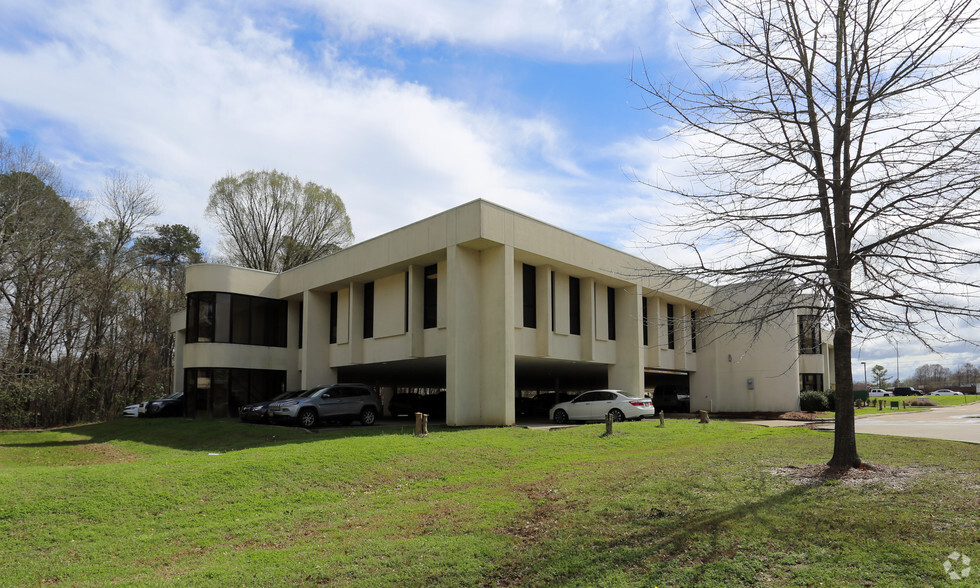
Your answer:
[79,442,141,465]
[769,463,928,489]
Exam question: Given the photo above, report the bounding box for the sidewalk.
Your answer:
[741,402,980,444]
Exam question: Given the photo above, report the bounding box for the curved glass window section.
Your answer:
[186,291,287,347]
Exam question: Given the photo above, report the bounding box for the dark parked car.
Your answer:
[268,383,382,427]
[893,387,922,397]
[143,392,184,418]
[239,390,296,424]
[388,391,447,418]
[388,392,423,417]
[651,388,691,413]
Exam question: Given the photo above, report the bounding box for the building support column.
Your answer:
[608,284,644,395]
[302,290,336,389]
[446,243,515,425]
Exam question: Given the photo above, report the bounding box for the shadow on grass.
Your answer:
[0,416,474,453]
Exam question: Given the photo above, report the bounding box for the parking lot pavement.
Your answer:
[812,402,980,444]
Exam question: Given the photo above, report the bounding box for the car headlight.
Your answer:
[280,400,299,406]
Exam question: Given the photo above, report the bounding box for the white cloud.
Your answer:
[0,1,664,248]
[296,0,684,60]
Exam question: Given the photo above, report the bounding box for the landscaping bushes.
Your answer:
[799,389,836,412]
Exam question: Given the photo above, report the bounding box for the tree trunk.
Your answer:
[828,301,861,467]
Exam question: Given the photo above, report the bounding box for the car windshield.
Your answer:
[296,386,329,398]
[161,391,183,400]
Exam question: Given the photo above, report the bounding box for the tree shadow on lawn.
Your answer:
[516,464,907,586]
[0,416,471,454]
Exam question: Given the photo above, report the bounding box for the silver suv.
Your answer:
[268,383,381,427]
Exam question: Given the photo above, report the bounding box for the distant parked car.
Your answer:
[930,389,963,396]
[892,387,922,397]
[268,383,382,427]
[651,387,691,412]
[549,390,655,424]
[240,390,296,424]
[143,392,185,417]
[869,388,891,397]
[123,402,144,418]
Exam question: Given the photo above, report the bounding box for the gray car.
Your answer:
[268,383,382,427]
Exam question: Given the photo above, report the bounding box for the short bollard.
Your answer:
[658,410,665,428]
[697,410,711,424]
[605,413,614,435]
[414,412,429,437]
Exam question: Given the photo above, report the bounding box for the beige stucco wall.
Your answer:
[173,199,832,422]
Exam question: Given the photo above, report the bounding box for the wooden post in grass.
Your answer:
[605,413,614,435]
[697,410,711,424]
[422,413,429,436]
[658,410,665,428]
[414,412,428,437]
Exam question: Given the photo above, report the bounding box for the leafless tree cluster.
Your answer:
[0,140,203,427]
[910,362,979,388]
[206,169,353,272]
[632,0,980,466]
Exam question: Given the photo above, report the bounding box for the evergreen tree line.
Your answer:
[0,141,203,427]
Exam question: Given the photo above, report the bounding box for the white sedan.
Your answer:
[930,389,963,396]
[549,389,655,424]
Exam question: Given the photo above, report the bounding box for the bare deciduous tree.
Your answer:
[206,170,353,272]
[632,0,980,467]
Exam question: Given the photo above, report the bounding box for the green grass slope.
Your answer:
[1,418,976,586]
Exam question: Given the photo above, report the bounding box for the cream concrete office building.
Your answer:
[172,199,834,424]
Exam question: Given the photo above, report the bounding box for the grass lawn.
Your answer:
[1,418,977,586]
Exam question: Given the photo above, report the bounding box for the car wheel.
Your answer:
[553,409,569,424]
[360,406,377,426]
[299,408,317,428]
[609,409,626,422]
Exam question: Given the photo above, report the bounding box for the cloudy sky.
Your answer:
[1,0,976,383]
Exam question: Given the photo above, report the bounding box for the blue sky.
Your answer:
[0,0,976,382]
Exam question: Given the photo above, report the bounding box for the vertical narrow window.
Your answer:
[607,287,616,341]
[522,264,536,328]
[329,291,338,344]
[197,292,215,342]
[298,301,304,349]
[799,315,821,354]
[551,271,556,332]
[569,276,581,335]
[186,294,199,343]
[250,298,267,346]
[231,295,251,345]
[423,264,438,329]
[690,310,697,353]
[642,297,649,346]
[363,282,374,339]
[214,293,231,343]
[666,303,675,349]
[404,272,410,333]
[270,300,287,347]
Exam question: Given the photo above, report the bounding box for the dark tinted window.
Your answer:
[522,264,536,328]
[690,310,697,353]
[363,282,374,339]
[231,295,251,344]
[329,291,338,344]
[667,303,675,350]
[574,391,601,403]
[423,264,438,329]
[186,292,286,347]
[607,287,616,341]
[569,276,580,335]
[642,297,649,346]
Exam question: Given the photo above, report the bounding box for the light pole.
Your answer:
[862,361,867,389]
